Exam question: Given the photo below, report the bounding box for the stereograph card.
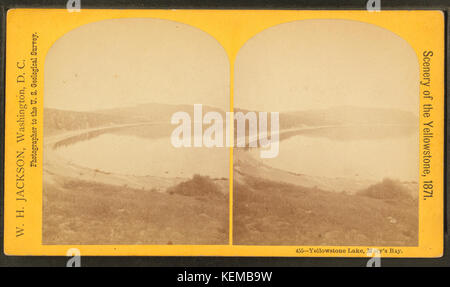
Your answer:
[3,9,444,257]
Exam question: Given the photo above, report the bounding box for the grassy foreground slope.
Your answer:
[234,175,418,246]
[43,175,228,245]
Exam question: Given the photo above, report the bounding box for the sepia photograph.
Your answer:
[233,19,419,246]
[42,18,230,245]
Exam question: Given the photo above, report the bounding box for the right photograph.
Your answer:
[233,19,419,246]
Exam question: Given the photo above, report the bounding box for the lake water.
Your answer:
[250,130,419,182]
[54,132,229,179]
[54,125,418,182]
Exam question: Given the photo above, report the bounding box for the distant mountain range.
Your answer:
[44,103,224,135]
[237,106,418,129]
[45,103,418,136]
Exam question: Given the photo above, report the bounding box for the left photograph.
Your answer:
[42,18,230,245]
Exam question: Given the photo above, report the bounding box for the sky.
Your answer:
[44,18,229,111]
[234,19,419,114]
[45,18,419,114]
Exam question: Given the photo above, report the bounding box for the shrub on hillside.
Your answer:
[357,178,413,200]
[167,174,223,198]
